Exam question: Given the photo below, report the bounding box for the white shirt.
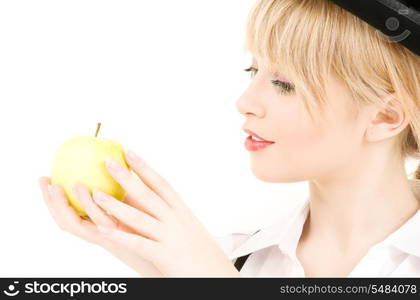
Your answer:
[214,197,420,277]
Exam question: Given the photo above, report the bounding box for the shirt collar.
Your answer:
[228,197,420,260]
[376,208,420,257]
[228,197,310,260]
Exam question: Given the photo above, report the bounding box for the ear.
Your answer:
[364,94,409,143]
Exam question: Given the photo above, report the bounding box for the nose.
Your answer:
[235,86,265,118]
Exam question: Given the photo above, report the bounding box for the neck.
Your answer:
[305,156,419,252]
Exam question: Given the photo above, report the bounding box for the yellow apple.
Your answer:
[50,123,128,217]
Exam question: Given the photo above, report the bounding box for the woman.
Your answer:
[39,0,420,277]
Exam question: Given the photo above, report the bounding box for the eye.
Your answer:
[271,79,295,95]
[244,66,295,95]
[244,66,258,78]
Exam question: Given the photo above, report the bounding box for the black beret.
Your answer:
[329,0,420,56]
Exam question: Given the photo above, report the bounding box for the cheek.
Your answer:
[251,105,356,182]
[274,116,330,172]
[250,77,363,183]
[249,103,328,181]
[275,103,327,156]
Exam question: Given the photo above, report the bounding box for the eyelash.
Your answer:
[244,67,295,95]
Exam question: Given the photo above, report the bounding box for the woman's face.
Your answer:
[236,58,367,183]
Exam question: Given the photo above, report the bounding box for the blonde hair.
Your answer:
[243,0,420,190]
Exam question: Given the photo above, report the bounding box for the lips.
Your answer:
[243,128,274,142]
[242,128,275,151]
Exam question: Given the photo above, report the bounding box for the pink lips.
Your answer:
[243,128,275,151]
[243,129,273,141]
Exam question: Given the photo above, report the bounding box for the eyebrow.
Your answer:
[273,71,292,83]
[251,57,292,82]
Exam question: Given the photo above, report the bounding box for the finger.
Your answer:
[120,193,154,220]
[39,176,52,203]
[121,192,141,210]
[74,184,138,234]
[92,188,163,242]
[73,184,117,228]
[124,152,203,224]
[125,150,185,210]
[49,183,104,245]
[39,177,66,224]
[40,178,124,248]
[97,225,158,262]
[105,158,171,221]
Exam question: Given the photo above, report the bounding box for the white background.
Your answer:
[0,0,417,277]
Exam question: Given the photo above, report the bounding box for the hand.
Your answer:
[39,176,164,277]
[40,150,240,277]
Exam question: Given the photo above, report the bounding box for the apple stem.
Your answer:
[95,122,101,138]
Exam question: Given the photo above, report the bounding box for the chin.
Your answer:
[251,165,307,183]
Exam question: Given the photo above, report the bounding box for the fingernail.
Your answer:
[127,150,141,162]
[93,189,109,203]
[106,158,123,171]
